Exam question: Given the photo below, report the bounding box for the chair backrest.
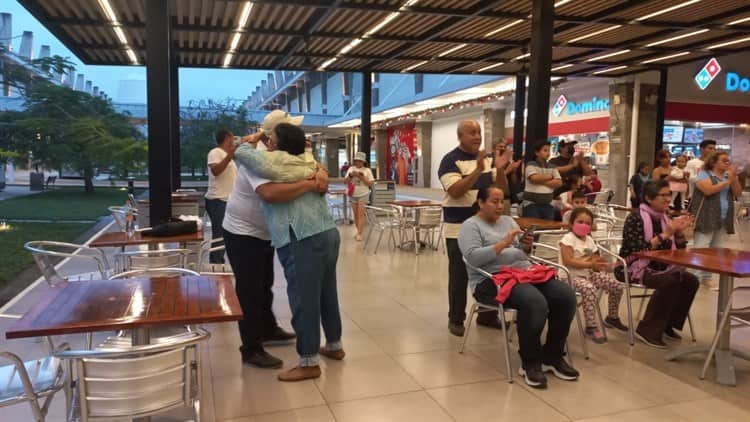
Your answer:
[416,207,442,227]
[24,241,109,286]
[532,229,568,263]
[108,206,129,230]
[530,242,572,282]
[109,268,199,280]
[56,330,209,420]
[114,249,191,273]
[195,238,232,274]
[365,205,399,228]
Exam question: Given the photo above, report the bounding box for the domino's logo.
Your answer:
[695,58,721,90]
[552,94,567,117]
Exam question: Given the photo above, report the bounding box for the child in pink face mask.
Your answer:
[559,207,626,343]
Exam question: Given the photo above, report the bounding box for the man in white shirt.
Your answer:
[222,110,320,369]
[685,139,716,199]
[205,129,238,263]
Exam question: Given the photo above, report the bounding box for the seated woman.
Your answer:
[616,179,699,348]
[458,186,579,389]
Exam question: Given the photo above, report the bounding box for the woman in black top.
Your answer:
[628,162,650,208]
[616,179,699,349]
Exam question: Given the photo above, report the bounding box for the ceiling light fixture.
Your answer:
[222,2,255,68]
[567,25,622,43]
[402,60,429,72]
[339,38,362,55]
[640,51,691,63]
[438,44,467,57]
[728,16,750,25]
[645,29,708,47]
[708,36,750,49]
[318,58,337,70]
[514,53,531,60]
[484,19,523,37]
[97,0,138,64]
[552,64,574,71]
[592,65,628,75]
[477,62,505,72]
[554,0,574,7]
[635,0,701,21]
[586,49,631,62]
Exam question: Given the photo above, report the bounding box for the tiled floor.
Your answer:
[2,216,750,421]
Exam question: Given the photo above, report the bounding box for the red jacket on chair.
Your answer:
[491,264,557,303]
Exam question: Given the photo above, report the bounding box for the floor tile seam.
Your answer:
[321,387,429,406]
[570,401,687,421]
[389,348,507,389]
[384,344,463,357]
[216,403,336,422]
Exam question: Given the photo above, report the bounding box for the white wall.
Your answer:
[429,111,484,190]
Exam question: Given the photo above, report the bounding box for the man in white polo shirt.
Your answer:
[205,129,238,263]
[223,110,320,369]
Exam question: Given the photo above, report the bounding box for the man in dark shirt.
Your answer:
[548,140,592,196]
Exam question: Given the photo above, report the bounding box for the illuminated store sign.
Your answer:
[694,57,750,93]
[552,94,610,117]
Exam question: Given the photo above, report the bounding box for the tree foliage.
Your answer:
[180,99,255,176]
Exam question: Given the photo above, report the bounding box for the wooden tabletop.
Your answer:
[5,275,242,339]
[89,230,204,248]
[634,248,750,278]
[387,200,442,208]
[514,217,567,231]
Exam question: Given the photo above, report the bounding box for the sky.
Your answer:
[3,1,267,105]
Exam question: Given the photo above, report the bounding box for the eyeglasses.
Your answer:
[657,193,672,198]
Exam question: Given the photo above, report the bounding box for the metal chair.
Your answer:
[460,257,516,383]
[24,241,110,287]
[113,249,191,273]
[403,206,443,255]
[362,205,401,254]
[701,286,750,380]
[195,238,232,274]
[109,268,200,280]
[0,316,70,422]
[596,237,696,346]
[327,192,345,222]
[107,206,129,231]
[54,329,210,422]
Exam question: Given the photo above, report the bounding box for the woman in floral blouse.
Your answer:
[616,179,699,349]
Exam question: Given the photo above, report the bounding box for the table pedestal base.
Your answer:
[665,345,750,386]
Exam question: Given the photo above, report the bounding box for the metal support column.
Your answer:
[145,0,173,225]
[655,68,668,153]
[361,72,372,160]
[524,0,554,162]
[513,73,526,161]
[170,58,180,190]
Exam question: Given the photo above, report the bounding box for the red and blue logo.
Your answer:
[552,94,568,117]
[694,58,721,90]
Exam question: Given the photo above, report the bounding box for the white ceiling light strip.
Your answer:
[223,1,254,67]
[402,60,429,72]
[477,62,505,72]
[438,43,467,57]
[645,29,708,47]
[484,19,524,37]
[97,0,138,64]
[635,0,701,21]
[708,36,750,49]
[551,63,574,71]
[728,16,750,25]
[640,51,691,64]
[554,0,574,7]
[567,25,622,43]
[514,53,531,60]
[592,65,628,75]
[586,49,631,62]
[320,0,421,70]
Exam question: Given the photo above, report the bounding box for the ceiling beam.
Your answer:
[274,0,344,69]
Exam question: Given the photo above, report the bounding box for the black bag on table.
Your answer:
[141,219,197,237]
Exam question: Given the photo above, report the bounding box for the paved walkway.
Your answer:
[0,185,43,201]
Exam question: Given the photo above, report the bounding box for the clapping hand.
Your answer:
[476,150,488,172]
[495,146,512,169]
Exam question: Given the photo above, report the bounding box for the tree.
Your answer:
[180,99,254,176]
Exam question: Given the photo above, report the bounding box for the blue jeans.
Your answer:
[277,228,343,366]
[522,203,556,220]
[204,198,227,263]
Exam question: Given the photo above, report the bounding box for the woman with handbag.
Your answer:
[345,152,374,241]
[690,151,743,287]
[616,179,699,349]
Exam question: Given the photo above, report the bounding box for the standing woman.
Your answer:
[345,152,375,241]
[616,179,699,348]
[629,162,650,208]
[690,151,743,287]
[651,149,672,182]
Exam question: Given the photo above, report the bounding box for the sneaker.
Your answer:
[278,365,321,382]
[518,364,548,389]
[476,317,510,331]
[319,347,346,360]
[584,327,607,344]
[635,329,668,349]
[542,358,580,381]
[664,327,682,342]
[603,316,629,332]
[448,322,465,337]
[241,350,283,369]
[263,326,296,343]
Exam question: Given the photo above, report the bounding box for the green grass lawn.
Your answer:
[0,222,90,287]
[0,187,144,221]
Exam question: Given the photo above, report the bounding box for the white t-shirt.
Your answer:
[222,166,271,240]
[206,147,237,200]
[559,231,597,279]
[345,166,374,197]
[685,158,704,181]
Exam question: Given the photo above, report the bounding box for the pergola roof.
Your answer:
[18,0,750,77]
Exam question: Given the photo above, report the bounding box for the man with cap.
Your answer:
[548,139,592,196]
[222,110,310,369]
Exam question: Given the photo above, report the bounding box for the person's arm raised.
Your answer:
[446,151,487,198]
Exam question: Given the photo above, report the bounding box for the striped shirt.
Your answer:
[438,147,496,239]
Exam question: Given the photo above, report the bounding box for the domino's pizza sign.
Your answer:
[552,94,610,117]
[552,94,568,117]
[694,57,750,93]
